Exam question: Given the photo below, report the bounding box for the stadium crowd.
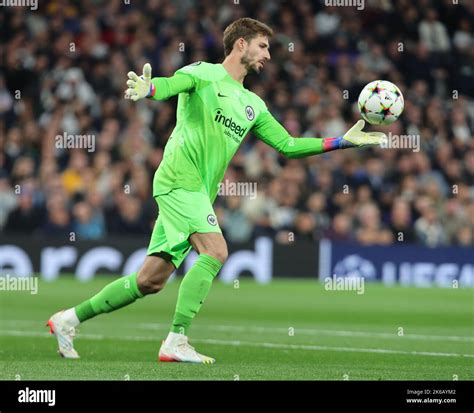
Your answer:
[1,0,473,246]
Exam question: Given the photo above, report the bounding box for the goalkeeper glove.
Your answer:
[125,63,155,101]
[323,120,386,151]
[341,119,386,148]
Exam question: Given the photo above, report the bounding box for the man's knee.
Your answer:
[137,256,174,295]
[204,244,228,264]
[190,232,228,265]
[137,270,166,295]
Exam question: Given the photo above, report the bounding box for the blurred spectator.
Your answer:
[220,195,253,243]
[356,203,393,245]
[414,205,447,247]
[293,212,317,242]
[106,194,149,235]
[389,198,416,243]
[0,174,17,230]
[62,150,89,196]
[41,198,73,237]
[418,9,451,53]
[72,201,105,240]
[324,213,354,242]
[4,190,43,234]
[0,75,14,116]
[454,226,473,246]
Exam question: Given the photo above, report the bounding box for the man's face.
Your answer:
[240,35,271,74]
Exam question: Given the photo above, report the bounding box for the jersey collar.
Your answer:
[218,64,245,89]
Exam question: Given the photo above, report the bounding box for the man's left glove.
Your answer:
[339,119,386,148]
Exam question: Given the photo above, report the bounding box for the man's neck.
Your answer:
[222,55,247,84]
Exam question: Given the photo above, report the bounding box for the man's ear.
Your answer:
[236,37,246,52]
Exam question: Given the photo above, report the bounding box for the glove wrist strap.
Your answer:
[322,136,344,152]
[147,83,156,98]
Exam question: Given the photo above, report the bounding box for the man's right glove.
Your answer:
[125,63,154,101]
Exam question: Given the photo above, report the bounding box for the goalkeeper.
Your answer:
[47,17,385,363]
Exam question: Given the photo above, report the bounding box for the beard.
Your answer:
[240,52,260,74]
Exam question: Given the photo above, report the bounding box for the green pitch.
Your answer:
[0,276,472,380]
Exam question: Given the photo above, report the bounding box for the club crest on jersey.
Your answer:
[245,105,255,121]
[207,214,217,226]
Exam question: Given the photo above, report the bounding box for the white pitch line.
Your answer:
[1,329,473,358]
[138,323,474,342]
[3,319,473,342]
[199,338,474,358]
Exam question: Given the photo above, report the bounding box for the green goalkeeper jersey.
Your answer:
[150,61,324,201]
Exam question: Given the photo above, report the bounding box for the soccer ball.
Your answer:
[357,80,404,125]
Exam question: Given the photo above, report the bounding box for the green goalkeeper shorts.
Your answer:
[147,188,222,269]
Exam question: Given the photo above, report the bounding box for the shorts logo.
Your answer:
[245,105,255,121]
[207,214,217,226]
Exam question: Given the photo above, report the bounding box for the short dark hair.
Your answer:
[223,17,273,56]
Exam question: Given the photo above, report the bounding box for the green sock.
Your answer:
[171,254,223,335]
[74,272,144,322]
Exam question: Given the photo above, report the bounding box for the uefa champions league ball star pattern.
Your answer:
[358,80,404,126]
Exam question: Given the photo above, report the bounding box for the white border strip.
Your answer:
[319,238,332,279]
